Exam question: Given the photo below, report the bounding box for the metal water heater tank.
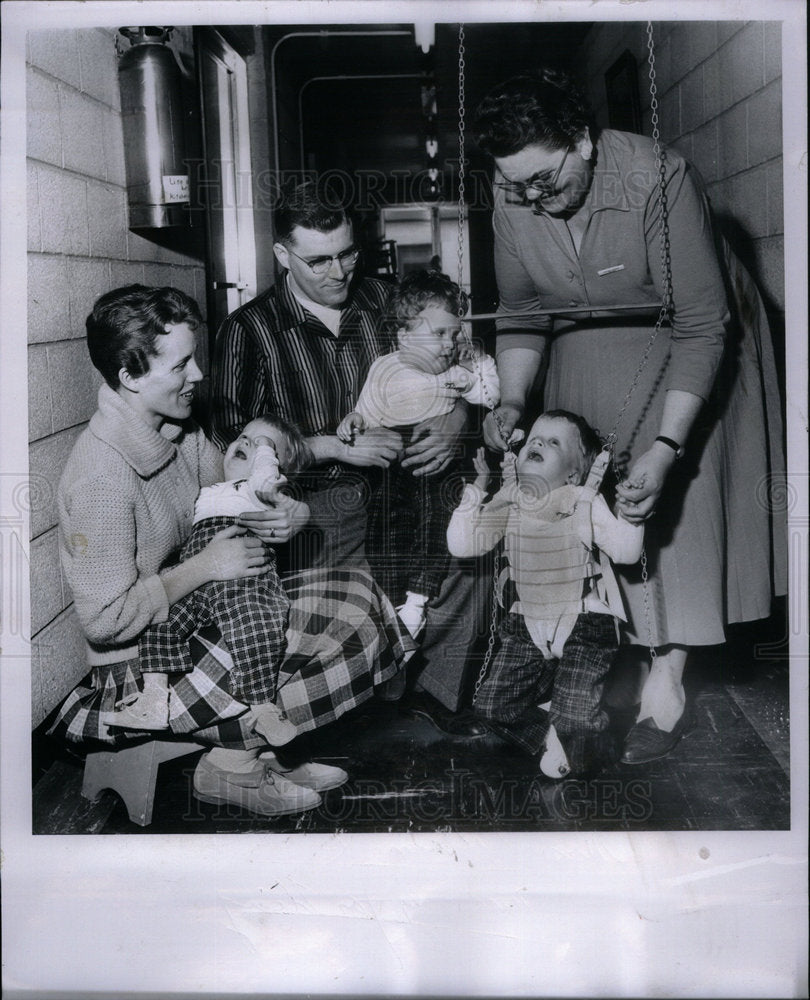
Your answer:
[117,26,190,228]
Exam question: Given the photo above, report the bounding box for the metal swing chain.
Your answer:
[602,20,674,666]
[453,24,501,704]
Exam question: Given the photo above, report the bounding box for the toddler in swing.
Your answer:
[447,410,643,777]
[104,413,311,746]
[337,268,499,639]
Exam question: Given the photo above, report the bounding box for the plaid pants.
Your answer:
[139,516,290,704]
[365,458,462,607]
[475,611,618,774]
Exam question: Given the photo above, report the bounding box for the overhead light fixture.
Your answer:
[414,22,435,54]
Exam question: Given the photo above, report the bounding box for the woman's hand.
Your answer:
[615,446,676,523]
[200,523,267,580]
[402,402,468,478]
[483,403,523,451]
[237,496,309,544]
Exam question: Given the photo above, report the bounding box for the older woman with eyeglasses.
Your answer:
[474,69,785,764]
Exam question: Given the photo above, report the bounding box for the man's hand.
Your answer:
[402,403,468,478]
[341,427,404,468]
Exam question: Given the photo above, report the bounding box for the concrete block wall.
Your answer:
[27,27,207,726]
[578,20,784,319]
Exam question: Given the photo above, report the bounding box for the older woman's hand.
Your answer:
[201,524,267,580]
[615,446,676,523]
[483,403,523,451]
[236,496,310,544]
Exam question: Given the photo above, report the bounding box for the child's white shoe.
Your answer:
[540,724,571,779]
[249,701,298,746]
[102,688,170,730]
[396,592,428,639]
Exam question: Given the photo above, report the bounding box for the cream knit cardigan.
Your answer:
[58,384,224,666]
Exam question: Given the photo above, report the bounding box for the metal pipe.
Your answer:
[270,30,414,179]
[298,74,422,167]
[466,303,663,321]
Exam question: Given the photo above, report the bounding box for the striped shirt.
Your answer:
[210,275,396,480]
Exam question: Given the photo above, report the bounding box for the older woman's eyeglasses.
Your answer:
[495,146,571,204]
[287,245,361,276]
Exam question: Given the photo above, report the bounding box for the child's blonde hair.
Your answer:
[254,413,313,476]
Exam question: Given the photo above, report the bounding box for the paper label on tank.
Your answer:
[162,175,190,203]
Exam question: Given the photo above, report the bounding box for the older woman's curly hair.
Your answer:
[474,68,596,157]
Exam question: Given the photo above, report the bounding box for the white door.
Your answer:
[198,32,257,335]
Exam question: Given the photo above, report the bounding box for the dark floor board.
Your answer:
[34,666,790,835]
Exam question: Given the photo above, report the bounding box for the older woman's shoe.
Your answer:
[193,755,321,816]
[259,752,349,792]
[620,710,695,765]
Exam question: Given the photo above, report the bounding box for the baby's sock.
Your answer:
[396,591,428,639]
[142,672,169,693]
[249,701,298,746]
[540,723,571,779]
[205,747,261,774]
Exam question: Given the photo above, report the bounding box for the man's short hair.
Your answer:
[273,179,350,244]
[389,269,469,329]
[86,284,202,390]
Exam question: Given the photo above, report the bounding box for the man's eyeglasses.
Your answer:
[287,245,361,276]
[495,146,571,204]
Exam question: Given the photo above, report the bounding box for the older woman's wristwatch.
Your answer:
[655,435,684,459]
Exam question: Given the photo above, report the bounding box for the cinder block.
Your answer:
[680,67,705,135]
[67,257,111,337]
[763,21,782,85]
[27,67,62,166]
[101,106,126,186]
[717,102,748,177]
[78,29,119,108]
[61,91,106,181]
[727,22,765,104]
[87,180,127,258]
[668,21,718,74]
[747,79,782,169]
[691,121,720,183]
[702,53,723,122]
[28,30,81,90]
[766,158,784,238]
[750,235,785,312]
[28,343,54,441]
[716,21,745,47]
[28,426,83,539]
[730,165,769,241]
[110,260,145,290]
[47,339,100,433]
[28,253,70,344]
[28,162,42,252]
[30,528,65,636]
[34,606,91,723]
[38,165,89,256]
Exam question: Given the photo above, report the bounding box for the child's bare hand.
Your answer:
[472,446,490,492]
[472,446,489,477]
[337,412,364,443]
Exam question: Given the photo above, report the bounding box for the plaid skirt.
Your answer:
[47,567,412,748]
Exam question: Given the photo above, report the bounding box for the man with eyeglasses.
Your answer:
[211,180,488,738]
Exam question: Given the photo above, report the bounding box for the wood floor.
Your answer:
[32,625,791,836]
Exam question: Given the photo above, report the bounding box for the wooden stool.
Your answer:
[81,740,201,826]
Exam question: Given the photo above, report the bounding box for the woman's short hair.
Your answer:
[254,412,314,475]
[86,285,202,389]
[475,68,595,158]
[273,178,350,245]
[389,269,469,330]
